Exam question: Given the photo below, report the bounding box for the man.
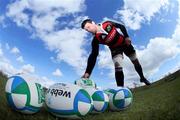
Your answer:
[81,19,151,86]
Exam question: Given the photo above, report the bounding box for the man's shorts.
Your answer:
[110,44,137,62]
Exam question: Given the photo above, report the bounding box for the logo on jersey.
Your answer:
[106,25,112,32]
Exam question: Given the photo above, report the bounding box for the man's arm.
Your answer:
[109,21,131,45]
[84,37,99,77]
[109,21,129,38]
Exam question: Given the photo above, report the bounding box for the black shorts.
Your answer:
[110,44,136,57]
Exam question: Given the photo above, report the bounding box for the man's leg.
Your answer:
[115,68,124,87]
[130,57,145,79]
[112,54,124,87]
[123,44,151,85]
[128,53,151,85]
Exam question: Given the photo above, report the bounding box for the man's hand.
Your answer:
[81,73,90,78]
[125,37,131,46]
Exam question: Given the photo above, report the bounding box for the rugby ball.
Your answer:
[45,83,93,118]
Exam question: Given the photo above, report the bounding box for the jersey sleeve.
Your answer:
[109,21,129,38]
[85,37,99,75]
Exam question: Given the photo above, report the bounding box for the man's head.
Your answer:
[81,19,97,34]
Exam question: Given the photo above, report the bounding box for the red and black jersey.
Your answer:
[95,21,127,48]
[85,21,129,75]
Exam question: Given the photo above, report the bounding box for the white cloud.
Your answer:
[9,45,24,63]
[173,0,180,46]
[98,46,113,70]
[0,59,54,87]
[41,28,88,74]
[6,0,88,75]
[16,56,24,63]
[6,0,31,30]
[137,37,179,76]
[6,0,85,30]
[0,46,19,75]
[28,0,85,14]
[68,16,89,28]
[20,73,55,88]
[114,9,144,30]
[114,0,169,30]
[52,68,62,77]
[172,19,180,46]
[4,43,24,63]
[11,46,20,55]
[0,62,18,75]
[31,12,58,34]
[41,76,55,87]
[0,43,54,87]
[21,64,35,74]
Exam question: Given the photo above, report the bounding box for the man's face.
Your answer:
[84,22,97,34]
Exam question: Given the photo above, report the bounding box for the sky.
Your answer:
[0,0,180,89]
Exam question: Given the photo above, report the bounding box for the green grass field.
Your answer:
[0,70,180,120]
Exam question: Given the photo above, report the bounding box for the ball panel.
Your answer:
[93,101,106,111]
[12,81,30,95]
[5,77,13,93]
[78,101,92,116]
[124,98,132,107]
[11,76,25,92]
[11,93,27,109]
[101,102,109,112]
[104,93,109,102]
[114,90,124,100]
[113,99,125,109]
[75,89,92,103]
[6,93,17,110]
[92,91,104,101]
[123,89,132,98]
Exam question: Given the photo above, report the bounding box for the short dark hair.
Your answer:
[81,19,92,29]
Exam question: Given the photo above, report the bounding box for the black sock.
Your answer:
[115,71,124,87]
[134,65,145,79]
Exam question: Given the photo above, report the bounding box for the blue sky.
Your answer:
[0,0,180,88]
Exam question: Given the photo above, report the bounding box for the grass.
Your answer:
[0,70,180,120]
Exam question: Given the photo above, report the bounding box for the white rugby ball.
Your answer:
[85,88,109,113]
[5,75,44,114]
[104,87,133,111]
[45,83,93,118]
